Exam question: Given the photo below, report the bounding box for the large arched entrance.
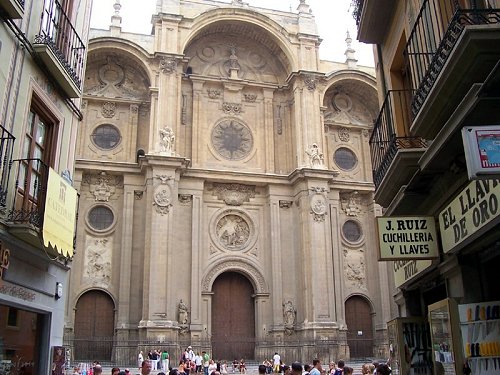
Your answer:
[345,296,373,358]
[212,272,255,360]
[74,290,115,361]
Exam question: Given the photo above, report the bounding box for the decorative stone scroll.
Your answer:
[207,89,221,99]
[279,200,293,209]
[178,194,193,205]
[211,183,256,206]
[222,102,242,115]
[303,75,317,91]
[338,127,350,142]
[244,94,257,102]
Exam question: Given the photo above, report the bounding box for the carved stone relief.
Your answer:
[210,183,256,206]
[178,194,193,205]
[303,75,317,91]
[207,89,221,99]
[340,191,361,217]
[153,175,173,215]
[84,237,112,285]
[160,57,178,74]
[338,127,350,142]
[279,200,293,209]
[84,56,149,100]
[283,300,296,335]
[159,127,175,155]
[275,105,283,135]
[222,102,242,115]
[244,94,257,102]
[310,187,328,222]
[344,248,367,291]
[201,259,267,293]
[305,143,325,169]
[83,171,123,201]
[211,120,253,160]
[101,101,116,118]
[216,214,251,250]
[324,92,373,126]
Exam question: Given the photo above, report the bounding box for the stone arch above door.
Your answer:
[201,258,268,294]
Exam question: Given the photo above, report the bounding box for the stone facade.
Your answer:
[66,0,395,364]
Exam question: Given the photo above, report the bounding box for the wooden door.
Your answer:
[345,296,373,358]
[212,272,255,360]
[74,290,114,361]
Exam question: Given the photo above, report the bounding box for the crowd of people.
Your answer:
[75,347,391,375]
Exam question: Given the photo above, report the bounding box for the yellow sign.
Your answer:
[377,217,439,260]
[394,259,433,288]
[43,168,78,257]
[439,179,500,253]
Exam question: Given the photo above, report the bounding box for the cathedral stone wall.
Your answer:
[66,0,395,364]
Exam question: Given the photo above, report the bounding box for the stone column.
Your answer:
[128,104,139,162]
[191,80,204,167]
[269,197,284,331]
[263,89,275,173]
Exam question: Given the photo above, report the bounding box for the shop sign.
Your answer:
[43,168,78,258]
[394,259,433,288]
[439,179,500,253]
[377,216,439,260]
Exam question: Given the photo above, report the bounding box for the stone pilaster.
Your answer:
[263,89,275,173]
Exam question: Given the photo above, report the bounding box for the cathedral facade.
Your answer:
[65,0,395,364]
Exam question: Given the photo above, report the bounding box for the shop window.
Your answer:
[7,307,18,327]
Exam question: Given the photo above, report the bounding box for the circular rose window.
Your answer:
[342,220,362,243]
[88,206,114,231]
[211,120,253,160]
[334,147,358,170]
[91,124,121,150]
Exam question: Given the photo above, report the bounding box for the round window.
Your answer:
[91,124,121,150]
[211,119,253,160]
[342,220,362,242]
[88,206,114,231]
[334,147,358,170]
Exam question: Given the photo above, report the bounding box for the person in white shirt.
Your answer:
[272,353,281,373]
[310,359,322,375]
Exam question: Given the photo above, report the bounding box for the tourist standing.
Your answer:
[272,353,281,373]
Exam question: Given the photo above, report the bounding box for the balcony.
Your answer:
[352,0,395,43]
[0,0,24,19]
[7,159,49,247]
[369,90,428,207]
[404,0,500,138]
[0,124,15,209]
[32,0,85,98]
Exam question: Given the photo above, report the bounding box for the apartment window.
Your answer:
[7,307,19,327]
[15,97,57,216]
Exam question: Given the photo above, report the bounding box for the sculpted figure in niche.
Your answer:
[178,299,189,325]
[306,143,324,168]
[216,214,250,249]
[283,300,296,326]
[159,127,175,154]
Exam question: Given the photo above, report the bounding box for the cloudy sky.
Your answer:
[90,0,374,67]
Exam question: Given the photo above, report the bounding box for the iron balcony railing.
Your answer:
[404,0,500,118]
[33,0,85,90]
[369,90,428,188]
[7,158,49,228]
[351,0,364,27]
[0,124,15,208]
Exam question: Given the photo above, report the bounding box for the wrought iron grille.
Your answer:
[369,90,428,188]
[404,0,500,118]
[351,0,365,27]
[0,124,15,208]
[33,0,85,90]
[7,158,49,228]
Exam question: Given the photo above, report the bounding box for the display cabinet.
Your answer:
[387,317,433,375]
[458,301,500,375]
[428,298,463,375]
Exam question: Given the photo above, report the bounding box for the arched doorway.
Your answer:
[345,296,373,358]
[212,272,255,360]
[74,290,115,361]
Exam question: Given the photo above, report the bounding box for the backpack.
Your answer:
[334,369,343,375]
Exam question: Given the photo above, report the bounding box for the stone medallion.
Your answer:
[210,209,257,252]
[211,119,253,160]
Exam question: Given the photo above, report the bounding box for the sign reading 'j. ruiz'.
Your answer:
[376,217,439,260]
